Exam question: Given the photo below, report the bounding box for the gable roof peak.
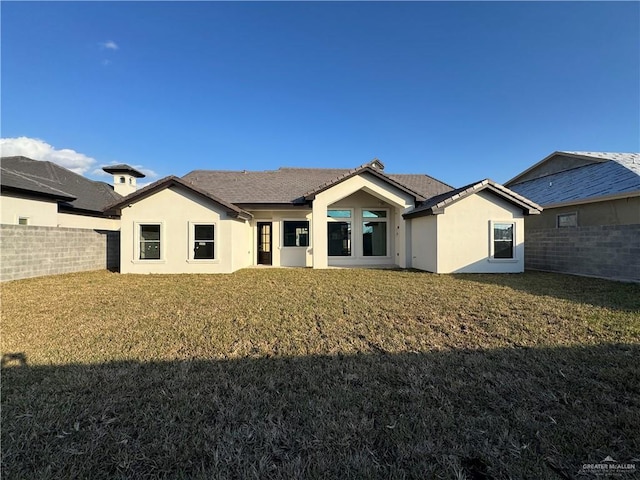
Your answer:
[368,158,385,170]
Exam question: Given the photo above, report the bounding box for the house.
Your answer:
[105,159,541,274]
[505,151,640,281]
[0,156,133,230]
[0,157,144,281]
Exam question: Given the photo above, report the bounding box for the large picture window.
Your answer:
[193,224,215,259]
[327,210,352,256]
[140,224,161,260]
[283,221,309,247]
[493,223,514,259]
[362,210,387,256]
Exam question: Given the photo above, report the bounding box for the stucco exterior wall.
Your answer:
[435,191,525,273]
[311,172,415,269]
[57,212,121,230]
[119,186,248,274]
[409,215,437,272]
[231,220,252,271]
[246,210,312,267]
[524,197,640,230]
[0,194,58,226]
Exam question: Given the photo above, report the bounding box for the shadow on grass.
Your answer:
[451,271,640,313]
[2,344,639,479]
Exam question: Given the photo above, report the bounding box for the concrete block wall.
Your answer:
[0,225,120,282]
[525,224,640,282]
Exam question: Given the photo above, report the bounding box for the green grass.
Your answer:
[2,269,639,479]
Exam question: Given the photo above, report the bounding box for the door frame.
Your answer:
[256,221,273,265]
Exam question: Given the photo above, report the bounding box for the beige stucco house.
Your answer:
[105,160,542,274]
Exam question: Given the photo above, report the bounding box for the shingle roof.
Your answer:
[560,151,640,163]
[1,156,122,213]
[0,166,77,201]
[182,164,453,205]
[508,155,640,207]
[403,179,542,218]
[104,175,252,219]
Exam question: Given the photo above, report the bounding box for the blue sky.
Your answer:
[2,1,639,187]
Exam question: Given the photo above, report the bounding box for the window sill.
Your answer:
[132,259,166,264]
[186,259,220,264]
[488,258,519,263]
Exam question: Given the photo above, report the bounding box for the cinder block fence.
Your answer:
[0,225,120,282]
[525,224,640,282]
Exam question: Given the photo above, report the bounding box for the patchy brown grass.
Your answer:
[2,269,639,479]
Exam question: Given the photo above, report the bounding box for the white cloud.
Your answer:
[2,137,159,184]
[100,40,119,51]
[1,137,96,175]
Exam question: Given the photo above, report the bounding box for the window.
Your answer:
[119,176,126,184]
[493,223,514,259]
[283,221,309,247]
[362,210,388,256]
[327,210,351,218]
[557,213,577,228]
[18,217,28,225]
[327,210,352,256]
[193,224,215,259]
[139,224,161,260]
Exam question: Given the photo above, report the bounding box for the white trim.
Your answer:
[327,208,354,258]
[281,219,311,248]
[488,220,517,263]
[360,207,390,258]
[187,221,219,264]
[132,221,165,264]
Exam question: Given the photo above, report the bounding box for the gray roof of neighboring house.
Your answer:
[1,156,122,214]
[403,179,542,218]
[508,154,640,207]
[182,164,453,205]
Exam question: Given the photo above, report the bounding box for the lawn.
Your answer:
[2,269,639,479]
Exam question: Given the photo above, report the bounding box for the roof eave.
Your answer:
[1,184,77,202]
[539,190,640,209]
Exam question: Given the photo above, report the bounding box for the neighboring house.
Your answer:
[0,157,145,281]
[0,156,132,230]
[105,159,541,274]
[506,151,640,281]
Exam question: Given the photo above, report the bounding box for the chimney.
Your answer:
[102,164,146,196]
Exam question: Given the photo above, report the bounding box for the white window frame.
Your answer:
[133,221,165,263]
[327,208,354,257]
[187,221,219,263]
[489,220,517,262]
[557,212,578,228]
[282,219,310,248]
[361,208,390,258]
